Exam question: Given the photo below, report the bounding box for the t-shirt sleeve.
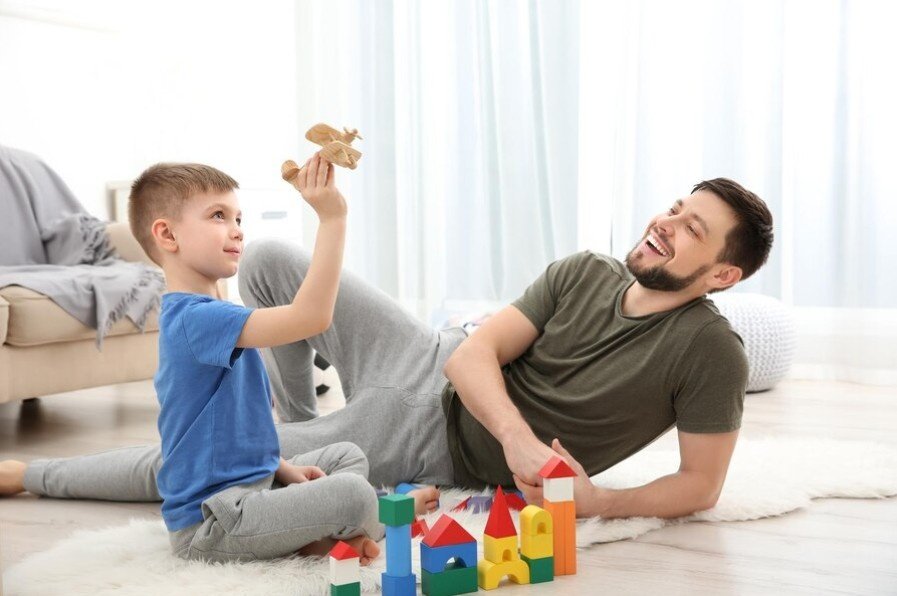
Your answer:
[672,319,748,433]
[181,300,254,369]
[512,252,589,332]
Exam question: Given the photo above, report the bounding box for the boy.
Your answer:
[135,154,391,563]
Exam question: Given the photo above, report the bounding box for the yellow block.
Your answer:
[520,505,553,535]
[520,505,553,559]
[483,534,519,564]
[477,558,530,590]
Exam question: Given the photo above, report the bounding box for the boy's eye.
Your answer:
[213,211,224,219]
[236,218,242,226]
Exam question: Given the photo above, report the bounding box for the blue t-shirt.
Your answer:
[155,292,280,531]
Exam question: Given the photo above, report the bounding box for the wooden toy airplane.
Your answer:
[306,123,363,169]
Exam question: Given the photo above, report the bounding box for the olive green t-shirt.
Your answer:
[441,251,748,489]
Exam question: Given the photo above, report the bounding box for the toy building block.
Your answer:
[477,487,530,590]
[379,494,417,596]
[379,493,416,527]
[539,456,577,576]
[420,515,478,595]
[381,572,416,596]
[521,554,554,584]
[305,123,363,169]
[412,517,430,538]
[329,541,361,596]
[519,505,553,560]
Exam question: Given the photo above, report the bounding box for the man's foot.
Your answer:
[407,485,440,514]
[0,460,27,496]
[297,535,380,566]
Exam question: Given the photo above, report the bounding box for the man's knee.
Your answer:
[238,239,311,304]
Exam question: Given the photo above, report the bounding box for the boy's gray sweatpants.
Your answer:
[170,442,381,563]
[23,239,468,503]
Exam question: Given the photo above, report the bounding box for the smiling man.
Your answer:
[2,178,773,522]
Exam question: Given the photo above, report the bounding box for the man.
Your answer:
[1,178,772,520]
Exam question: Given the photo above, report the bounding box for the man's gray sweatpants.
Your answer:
[170,442,381,563]
[23,238,468,502]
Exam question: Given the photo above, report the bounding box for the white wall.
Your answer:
[0,0,301,219]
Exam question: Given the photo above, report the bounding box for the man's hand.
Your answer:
[513,438,607,517]
[290,152,347,222]
[275,459,326,486]
[502,432,560,488]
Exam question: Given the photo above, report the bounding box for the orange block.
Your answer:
[545,499,576,576]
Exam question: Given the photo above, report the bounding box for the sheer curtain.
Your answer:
[294,0,896,382]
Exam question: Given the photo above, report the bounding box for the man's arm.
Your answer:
[443,305,558,485]
[515,430,739,518]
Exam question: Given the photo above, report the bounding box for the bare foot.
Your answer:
[298,535,380,566]
[408,485,440,514]
[0,460,27,496]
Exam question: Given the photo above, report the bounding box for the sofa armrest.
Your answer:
[104,222,228,300]
[0,294,8,344]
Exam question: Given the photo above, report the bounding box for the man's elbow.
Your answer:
[443,343,466,379]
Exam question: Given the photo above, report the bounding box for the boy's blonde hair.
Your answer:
[128,163,239,264]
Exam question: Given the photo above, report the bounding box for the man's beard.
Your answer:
[625,244,710,292]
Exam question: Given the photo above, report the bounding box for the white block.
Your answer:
[329,557,360,586]
[543,477,574,502]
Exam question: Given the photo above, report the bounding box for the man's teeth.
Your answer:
[647,234,670,257]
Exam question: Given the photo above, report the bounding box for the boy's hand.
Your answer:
[275,460,327,486]
[286,152,347,222]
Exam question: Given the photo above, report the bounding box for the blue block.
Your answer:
[420,541,478,574]
[385,524,412,577]
[381,572,416,596]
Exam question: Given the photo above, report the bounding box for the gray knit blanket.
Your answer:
[0,145,164,347]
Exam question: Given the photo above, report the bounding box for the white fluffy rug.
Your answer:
[6,437,897,595]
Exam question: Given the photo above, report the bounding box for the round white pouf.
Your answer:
[710,293,797,393]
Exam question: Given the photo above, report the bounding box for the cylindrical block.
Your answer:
[385,524,412,577]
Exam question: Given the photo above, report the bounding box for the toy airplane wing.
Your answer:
[306,123,344,146]
[320,141,362,169]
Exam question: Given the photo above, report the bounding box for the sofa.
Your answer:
[0,222,225,404]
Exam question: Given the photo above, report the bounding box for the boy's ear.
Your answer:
[152,219,178,255]
[708,263,742,291]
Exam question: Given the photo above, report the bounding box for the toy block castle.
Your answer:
[420,514,478,595]
[329,541,361,596]
[477,486,530,590]
[379,494,417,596]
[539,456,577,575]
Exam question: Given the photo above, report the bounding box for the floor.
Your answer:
[1,378,896,594]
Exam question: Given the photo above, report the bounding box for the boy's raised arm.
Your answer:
[237,153,347,349]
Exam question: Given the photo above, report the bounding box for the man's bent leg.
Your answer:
[238,239,462,420]
[23,445,162,501]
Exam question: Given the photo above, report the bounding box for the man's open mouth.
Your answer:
[645,233,671,257]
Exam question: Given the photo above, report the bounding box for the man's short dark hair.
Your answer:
[692,178,773,282]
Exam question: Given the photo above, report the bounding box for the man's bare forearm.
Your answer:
[443,342,534,445]
[584,470,720,519]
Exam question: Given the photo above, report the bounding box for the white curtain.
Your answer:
[294,0,896,379]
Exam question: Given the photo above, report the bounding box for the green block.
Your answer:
[330,581,361,596]
[379,493,415,526]
[522,554,554,583]
[421,562,478,596]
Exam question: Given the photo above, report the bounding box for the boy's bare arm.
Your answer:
[237,153,347,349]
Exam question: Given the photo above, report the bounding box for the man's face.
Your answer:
[625,190,738,293]
[168,191,243,280]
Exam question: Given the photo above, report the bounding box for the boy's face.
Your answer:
[625,190,741,293]
[165,191,243,280]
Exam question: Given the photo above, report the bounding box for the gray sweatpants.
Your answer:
[23,238,467,503]
[170,442,381,563]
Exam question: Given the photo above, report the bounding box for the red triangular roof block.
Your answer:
[505,492,527,511]
[483,486,517,538]
[423,514,475,547]
[539,456,576,479]
[329,540,359,560]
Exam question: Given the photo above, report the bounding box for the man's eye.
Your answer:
[688,226,697,236]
